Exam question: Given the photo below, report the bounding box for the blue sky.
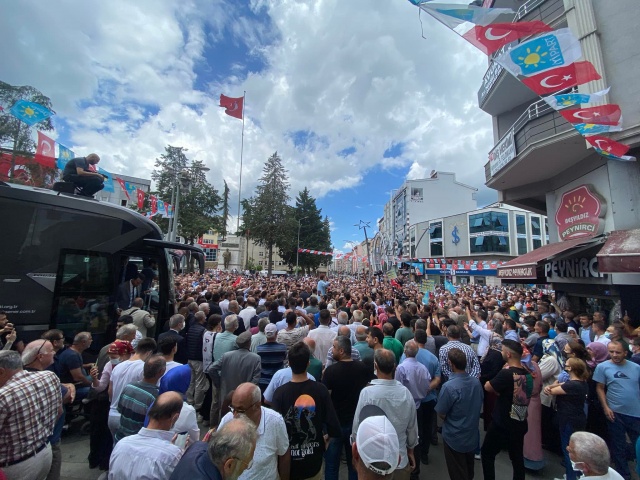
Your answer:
[1,0,496,251]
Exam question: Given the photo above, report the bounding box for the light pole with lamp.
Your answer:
[296,216,309,276]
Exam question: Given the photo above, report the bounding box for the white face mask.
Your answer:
[110,358,121,366]
[570,460,584,473]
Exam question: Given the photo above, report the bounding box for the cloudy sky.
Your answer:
[1,0,497,250]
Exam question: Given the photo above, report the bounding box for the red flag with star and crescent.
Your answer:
[462,21,552,55]
[136,188,146,210]
[559,104,622,126]
[219,94,243,120]
[116,177,130,200]
[35,131,56,168]
[150,195,158,215]
[584,135,635,161]
[520,61,601,95]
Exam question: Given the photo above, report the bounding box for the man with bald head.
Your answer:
[325,326,362,368]
[62,153,105,197]
[109,391,186,480]
[218,383,290,480]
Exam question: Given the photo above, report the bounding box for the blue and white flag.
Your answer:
[98,167,114,192]
[157,199,166,216]
[542,88,610,110]
[10,100,53,126]
[56,145,75,170]
[495,28,582,78]
[574,122,622,136]
[444,279,457,294]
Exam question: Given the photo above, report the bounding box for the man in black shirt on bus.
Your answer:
[62,153,105,197]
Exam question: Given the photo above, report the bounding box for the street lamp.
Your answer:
[296,216,309,276]
[167,164,210,242]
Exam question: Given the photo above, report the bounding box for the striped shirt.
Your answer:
[115,381,159,442]
[257,342,288,390]
[0,370,62,465]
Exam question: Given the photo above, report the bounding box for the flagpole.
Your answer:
[236,91,246,233]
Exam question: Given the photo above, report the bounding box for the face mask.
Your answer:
[570,460,584,473]
[110,358,121,366]
[604,332,611,339]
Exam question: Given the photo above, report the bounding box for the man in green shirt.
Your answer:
[303,337,323,380]
[383,322,404,364]
[395,312,414,346]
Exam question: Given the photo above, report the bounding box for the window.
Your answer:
[544,218,549,242]
[533,238,542,250]
[430,241,443,256]
[516,215,526,235]
[469,235,510,254]
[429,221,443,256]
[518,237,528,255]
[120,200,127,207]
[531,217,541,236]
[204,248,217,262]
[469,212,509,234]
[259,251,263,257]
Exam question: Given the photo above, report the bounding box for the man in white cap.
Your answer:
[352,415,400,479]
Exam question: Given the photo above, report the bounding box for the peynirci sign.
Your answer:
[555,184,606,241]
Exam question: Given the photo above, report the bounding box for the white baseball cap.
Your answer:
[356,415,400,476]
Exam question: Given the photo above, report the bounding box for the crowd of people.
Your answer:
[1,271,640,480]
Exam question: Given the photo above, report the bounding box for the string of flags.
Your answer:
[409,1,636,162]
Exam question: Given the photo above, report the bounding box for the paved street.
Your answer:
[60,416,568,480]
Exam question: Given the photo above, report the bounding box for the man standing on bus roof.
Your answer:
[62,153,105,198]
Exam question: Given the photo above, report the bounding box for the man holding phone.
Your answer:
[0,312,21,352]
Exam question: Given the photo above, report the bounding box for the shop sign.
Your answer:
[555,184,606,241]
[488,129,516,177]
[497,265,536,279]
[544,257,604,279]
[425,268,497,276]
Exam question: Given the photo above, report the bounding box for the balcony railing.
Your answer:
[478,0,565,106]
[485,91,575,181]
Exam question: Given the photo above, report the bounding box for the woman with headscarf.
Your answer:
[157,364,200,445]
[586,341,610,443]
[538,337,564,452]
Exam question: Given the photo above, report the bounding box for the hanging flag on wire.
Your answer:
[542,88,610,110]
[418,3,515,33]
[462,21,553,55]
[157,199,166,216]
[559,104,622,126]
[573,122,622,136]
[137,188,145,210]
[520,61,601,95]
[219,94,243,119]
[585,135,636,162]
[35,132,56,168]
[495,28,582,78]
[9,100,53,126]
[150,195,158,214]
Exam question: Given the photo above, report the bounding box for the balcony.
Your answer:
[484,97,589,190]
[478,0,567,115]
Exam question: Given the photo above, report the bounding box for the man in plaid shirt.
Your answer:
[0,350,62,480]
[438,325,481,382]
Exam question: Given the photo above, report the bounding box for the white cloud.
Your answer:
[1,0,494,210]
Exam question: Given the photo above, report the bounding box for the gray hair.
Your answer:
[337,311,349,325]
[116,324,137,339]
[228,301,240,313]
[355,326,367,341]
[224,314,239,332]
[208,417,258,470]
[195,311,206,322]
[21,340,50,366]
[404,340,419,358]
[570,432,610,474]
[335,335,352,356]
[188,302,199,313]
[258,318,269,333]
[73,332,91,344]
[169,314,185,329]
[352,310,364,323]
[0,350,23,370]
[199,303,210,312]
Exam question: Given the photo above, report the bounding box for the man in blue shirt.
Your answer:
[593,340,640,480]
[399,329,441,466]
[435,347,483,480]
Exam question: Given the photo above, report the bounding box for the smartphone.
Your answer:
[174,432,188,449]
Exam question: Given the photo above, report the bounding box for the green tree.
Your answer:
[241,152,290,275]
[151,145,221,243]
[0,81,56,186]
[279,187,332,274]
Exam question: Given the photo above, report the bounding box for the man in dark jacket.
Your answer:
[158,314,188,364]
[186,311,208,412]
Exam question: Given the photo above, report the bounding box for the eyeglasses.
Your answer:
[233,456,253,470]
[229,400,260,416]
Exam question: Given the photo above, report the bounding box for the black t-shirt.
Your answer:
[57,347,85,384]
[322,360,370,426]
[433,335,448,357]
[490,366,530,430]
[387,316,401,335]
[272,380,341,480]
[480,349,506,385]
[556,380,588,427]
[62,157,89,179]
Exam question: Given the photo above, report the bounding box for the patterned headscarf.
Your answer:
[587,342,609,369]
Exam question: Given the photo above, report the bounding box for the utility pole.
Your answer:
[355,220,373,282]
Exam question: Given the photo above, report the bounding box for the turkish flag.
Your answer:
[560,104,621,125]
[136,188,145,210]
[521,61,601,95]
[35,131,56,168]
[462,21,552,55]
[116,177,130,199]
[150,195,158,214]
[219,94,243,120]
[585,135,631,157]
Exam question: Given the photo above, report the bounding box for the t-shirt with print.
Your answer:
[489,366,531,431]
[271,380,341,480]
[593,360,640,418]
[556,380,588,427]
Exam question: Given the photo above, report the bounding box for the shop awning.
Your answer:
[597,229,640,273]
[498,237,603,279]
